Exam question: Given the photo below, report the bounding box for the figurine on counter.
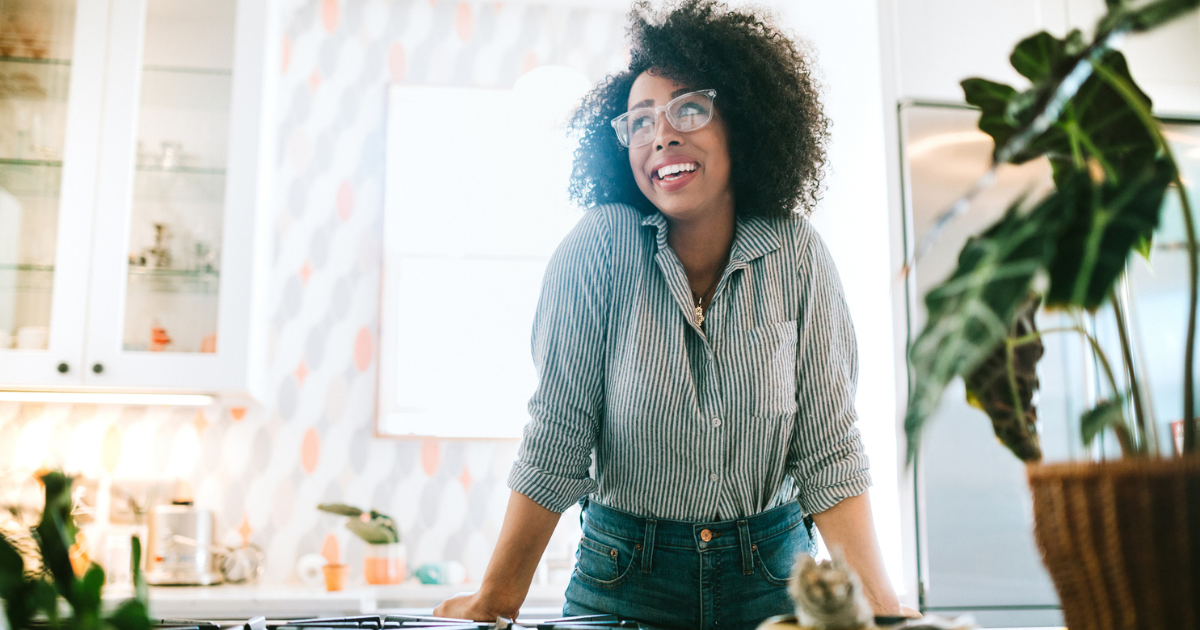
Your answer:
[790,547,874,630]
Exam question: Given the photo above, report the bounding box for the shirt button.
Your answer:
[709,473,719,483]
[711,417,722,428]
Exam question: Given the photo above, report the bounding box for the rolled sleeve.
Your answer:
[507,210,610,513]
[788,222,872,515]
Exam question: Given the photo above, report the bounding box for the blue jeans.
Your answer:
[563,499,816,630]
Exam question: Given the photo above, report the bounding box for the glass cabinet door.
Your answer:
[122,0,234,355]
[0,0,108,384]
[85,0,269,392]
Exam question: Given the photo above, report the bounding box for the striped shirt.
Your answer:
[507,203,871,521]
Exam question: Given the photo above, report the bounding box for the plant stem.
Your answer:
[1094,62,1199,454]
[1005,337,1028,430]
[1111,286,1152,454]
[1009,325,1122,398]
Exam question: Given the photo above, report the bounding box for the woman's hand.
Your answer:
[900,605,922,618]
[431,591,518,621]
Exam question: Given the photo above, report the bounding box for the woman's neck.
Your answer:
[665,206,736,293]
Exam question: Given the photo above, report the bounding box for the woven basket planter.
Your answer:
[1027,456,1200,630]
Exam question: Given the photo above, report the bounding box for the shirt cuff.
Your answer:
[507,461,598,513]
[798,470,873,515]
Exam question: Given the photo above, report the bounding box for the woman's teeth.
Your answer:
[657,163,698,180]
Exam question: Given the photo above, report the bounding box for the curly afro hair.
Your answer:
[567,0,831,218]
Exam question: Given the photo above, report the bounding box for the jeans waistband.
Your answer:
[581,499,805,551]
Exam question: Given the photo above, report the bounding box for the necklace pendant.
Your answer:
[695,305,704,326]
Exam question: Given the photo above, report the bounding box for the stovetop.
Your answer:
[151,614,644,630]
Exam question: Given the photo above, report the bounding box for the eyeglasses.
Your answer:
[610,89,718,148]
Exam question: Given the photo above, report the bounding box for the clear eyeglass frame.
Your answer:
[610,89,718,148]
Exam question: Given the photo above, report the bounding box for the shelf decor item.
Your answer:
[0,471,151,630]
[903,0,1200,627]
[316,503,405,585]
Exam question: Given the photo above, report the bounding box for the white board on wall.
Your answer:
[380,74,588,439]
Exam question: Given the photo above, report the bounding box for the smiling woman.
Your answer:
[432,0,905,626]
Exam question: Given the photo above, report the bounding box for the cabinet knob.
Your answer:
[57,363,69,374]
[92,363,104,374]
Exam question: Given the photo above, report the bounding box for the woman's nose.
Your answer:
[653,110,682,150]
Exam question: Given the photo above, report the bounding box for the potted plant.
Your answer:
[903,0,1199,627]
[316,504,404,585]
[0,471,150,630]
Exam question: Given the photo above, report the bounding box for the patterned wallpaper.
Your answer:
[0,0,628,585]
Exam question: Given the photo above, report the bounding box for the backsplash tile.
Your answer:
[0,0,623,586]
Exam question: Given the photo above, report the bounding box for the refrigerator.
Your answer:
[899,102,1200,626]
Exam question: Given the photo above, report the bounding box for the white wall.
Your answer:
[755,0,910,603]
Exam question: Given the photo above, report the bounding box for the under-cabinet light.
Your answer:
[0,391,216,406]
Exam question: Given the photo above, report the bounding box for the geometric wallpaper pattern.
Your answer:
[0,0,627,586]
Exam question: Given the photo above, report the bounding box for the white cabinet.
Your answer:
[893,0,1200,115]
[0,0,275,397]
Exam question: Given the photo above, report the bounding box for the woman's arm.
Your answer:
[433,491,561,620]
[811,491,900,615]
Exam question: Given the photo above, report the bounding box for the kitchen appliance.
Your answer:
[145,501,222,585]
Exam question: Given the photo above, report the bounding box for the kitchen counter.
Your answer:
[100,585,1063,629]
[101,583,570,618]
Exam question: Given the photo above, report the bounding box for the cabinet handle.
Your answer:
[57,363,69,374]
[92,363,104,374]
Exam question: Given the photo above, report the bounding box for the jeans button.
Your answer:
[700,529,713,542]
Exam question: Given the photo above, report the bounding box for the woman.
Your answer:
[435,0,903,626]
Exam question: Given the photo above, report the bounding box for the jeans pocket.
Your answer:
[573,526,639,589]
[753,524,803,586]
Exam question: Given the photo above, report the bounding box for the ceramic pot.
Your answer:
[1027,456,1200,630]
[363,543,406,585]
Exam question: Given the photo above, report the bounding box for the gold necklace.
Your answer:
[692,272,722,327]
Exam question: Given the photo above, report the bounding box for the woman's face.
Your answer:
[626,70,734,222]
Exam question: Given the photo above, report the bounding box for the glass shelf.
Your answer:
[0,56,71,103]
[135,165,225,175]
[0,159,62,197]
[126,266,220,295]
[0,264,54,293]
[143,65,231,76]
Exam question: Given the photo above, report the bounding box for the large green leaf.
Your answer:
[317,504,363,518]
[0,534,37,630]
[962,31,1156,184]
[75,562,106,619]
[964,295,1046,462]
[131,535,147,605]
[0,533,24,594]
[1081,399,1129,447]
[1045,158,1175,309]
[106,599,151,630]
[906,198,1059,462]
[1102,0,1200,32]
[344,519,396,545]
[36,472,77,604]
[1009,31,1086,83]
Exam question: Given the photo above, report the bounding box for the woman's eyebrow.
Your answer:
[628,88,695,111]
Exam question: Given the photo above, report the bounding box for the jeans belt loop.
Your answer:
[737,519,753,575]
[641,518,657,574]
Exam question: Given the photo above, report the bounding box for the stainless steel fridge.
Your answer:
[899,102,1200,626]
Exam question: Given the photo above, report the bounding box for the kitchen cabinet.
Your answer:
[892,0,1200,115]
[0,0,275,396]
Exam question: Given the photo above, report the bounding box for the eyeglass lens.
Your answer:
[619,92,714,148]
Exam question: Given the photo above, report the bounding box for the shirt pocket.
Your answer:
[730,320,798,419]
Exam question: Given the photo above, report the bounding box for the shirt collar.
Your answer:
[640,211,782,264]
